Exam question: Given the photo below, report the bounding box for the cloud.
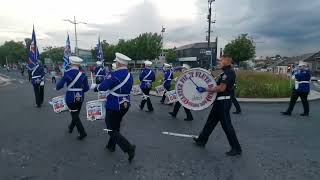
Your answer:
[0,0,319,57]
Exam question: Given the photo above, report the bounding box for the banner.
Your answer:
[131,85,142,96]
[50,96,68,113]
[165,90,178,104]
[155,85,165,96]
[98,91,108,101]
[86,100,105,121]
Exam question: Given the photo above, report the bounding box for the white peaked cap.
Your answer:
[298,61,307,67]
[163,63,171,68]
[182,64,191,69]
[96,61,102,65]
[112,63,116,70]
[144,60,152,66]
[69,56,83,65]
[114,52,131,65]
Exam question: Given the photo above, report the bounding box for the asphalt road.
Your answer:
[1,70,320,180]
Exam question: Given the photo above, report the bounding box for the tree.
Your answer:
[0,41,27,65]
[223,34,255,64]
[40,46,64,64]
[165,48,177,63]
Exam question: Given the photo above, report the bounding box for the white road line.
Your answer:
[162,131,198,138]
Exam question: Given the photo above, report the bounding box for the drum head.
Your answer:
[175,68,217,111]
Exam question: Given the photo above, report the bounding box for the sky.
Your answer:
[0,0,319,57]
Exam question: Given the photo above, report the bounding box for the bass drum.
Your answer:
[175,68,217,111]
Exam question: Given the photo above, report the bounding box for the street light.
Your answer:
[161,26,166,60]
[207,0,216,69]
[62,16,87,55]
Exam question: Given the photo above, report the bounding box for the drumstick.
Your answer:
[90,72,94,84]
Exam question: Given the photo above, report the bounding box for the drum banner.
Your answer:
[175,68,217,111]
[86,100,106,121]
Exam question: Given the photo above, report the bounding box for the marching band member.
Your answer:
[56,56,89,140]
[168,64,194,121]
[194,55,242,156]
[92,52,136,163]
[139,60,156,112]
[94,61,106,84]
[31,62,45,108]
[282,62,311,116]
[160,63,173,104]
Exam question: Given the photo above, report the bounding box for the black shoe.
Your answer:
[145,109,154,112]
[128,145,136,163]
[139,105,143,110]
[225,149,242,156]
[184,118,193,121]
[105,145,116,152]
[160,101,164,104]
[300,113,309,117]
[68,126,73,134]
[233,111,241,114]
[193,137,206,147]
[168,112,176,118]
[281,112,291,116]
[77,134,87,140]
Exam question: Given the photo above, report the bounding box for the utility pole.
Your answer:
[207,0,216,69]
[161,26,166,62]
[62,16,87,56]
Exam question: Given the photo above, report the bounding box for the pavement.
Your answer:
[1,70,320,180]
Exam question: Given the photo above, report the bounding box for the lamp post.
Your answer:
[161,26,166,61]
[62,16,87,56]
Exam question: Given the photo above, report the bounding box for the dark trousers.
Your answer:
[105,108,134,153]
[140,88,153,111]
[198,100,241,151]
[67,102,87,136]
[172,101,193,120]
[161,87,170,103]
[33,84,44,106]
[286,90,309,114]
[96,77,103,85]
[231,90,241,112]
[52,77,56,84]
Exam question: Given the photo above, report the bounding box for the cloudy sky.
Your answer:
[0,0,319,57]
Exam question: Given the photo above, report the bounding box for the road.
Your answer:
[1,70,320,180]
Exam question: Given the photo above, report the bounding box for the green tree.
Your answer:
[223,34,255,64]
[0,41,27,65]
[165,48,177,63]
[40,46,64,64]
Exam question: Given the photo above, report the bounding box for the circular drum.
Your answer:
[175,68,217,111]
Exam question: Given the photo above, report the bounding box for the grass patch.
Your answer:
[236,71,292,98]
[135,71,293,98]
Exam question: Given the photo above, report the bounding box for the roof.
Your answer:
[176,42,217,51]
[274,53,316,66]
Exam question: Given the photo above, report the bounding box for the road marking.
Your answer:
[162,131,198,138]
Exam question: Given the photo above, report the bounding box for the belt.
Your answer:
[216,96,231,101]
[32,76,41,79]
[297,81,310,84]
[143,80,152,82]
[95,75,104,77]
[68,88,83,91]
[108,91,129,97]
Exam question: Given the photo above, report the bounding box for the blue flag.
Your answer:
[27,26,40,70]
[63,34,71,71]
[97,37,104,62]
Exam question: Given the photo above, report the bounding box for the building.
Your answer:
[304,51,320,74]
[176,41,217,68]
[78,48,94,66]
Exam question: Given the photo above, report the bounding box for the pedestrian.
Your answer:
[160,63,173,104]
[193,55,242,156]
[168,64,194,121]
[92,52,136,163]
[50,69,57,84]
[94,61,106,84]
[31,62,45,108]
[282,62,311,116]
[56,56,89,140]
[139,60,156,112]
[21,64,25,76]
